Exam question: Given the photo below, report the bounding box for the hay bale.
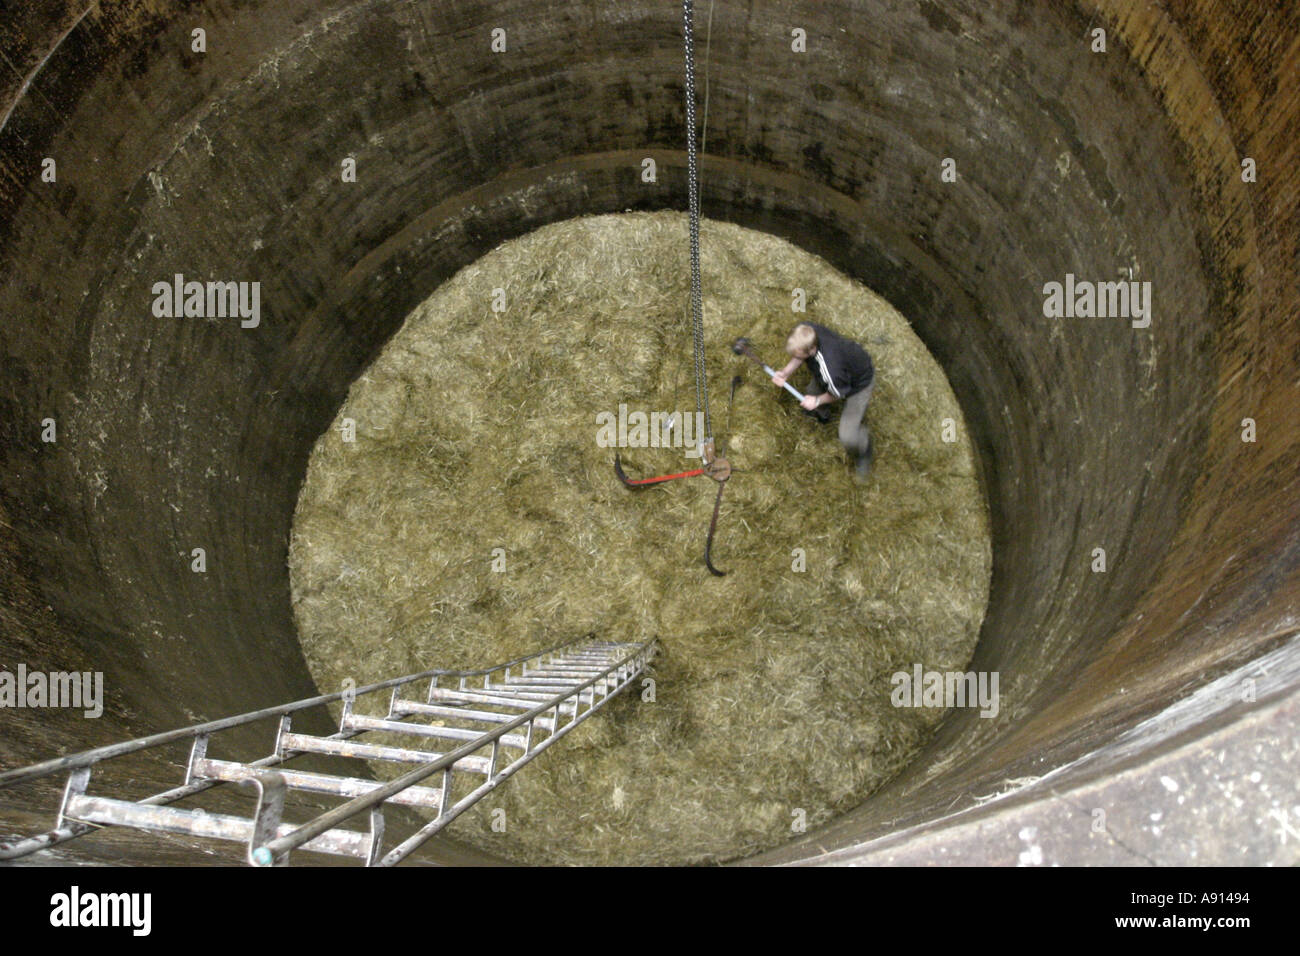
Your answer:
[289,211,991,865]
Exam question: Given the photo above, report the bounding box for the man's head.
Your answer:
[786,323,818,359]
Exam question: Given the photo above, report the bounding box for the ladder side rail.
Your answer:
[0,634,588,791]
[0,636,593,860]
[261,640,655,862]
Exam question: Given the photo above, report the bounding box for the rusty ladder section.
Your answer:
[0,637,655,866]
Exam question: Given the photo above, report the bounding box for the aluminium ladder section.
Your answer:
[0,638,655,866]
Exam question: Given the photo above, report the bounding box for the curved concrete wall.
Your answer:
[0,1,1295,864]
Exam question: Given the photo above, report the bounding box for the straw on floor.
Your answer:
[289,211,992,865]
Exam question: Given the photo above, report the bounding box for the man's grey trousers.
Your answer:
[838,382,875,464]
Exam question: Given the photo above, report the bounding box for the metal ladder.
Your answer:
[0,637,655,866]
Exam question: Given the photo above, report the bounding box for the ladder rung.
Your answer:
[428,687,579,712]
[391,699,556,731]
[194,759,444,810]
[525,660,611,671]
[520,676,605,686]
[534,658,615,665]
[502,676,593,686]
[491,681,603,694]
[343,714,530,750]
[64,795,369,859]
[280,732,491,774]
[447,685,573,703]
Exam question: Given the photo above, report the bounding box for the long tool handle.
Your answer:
[763,364,806,401]
[734,339,808,401]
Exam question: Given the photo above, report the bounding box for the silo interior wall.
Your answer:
[0,0,1295,865]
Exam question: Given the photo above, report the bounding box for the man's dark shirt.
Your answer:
[806,323,874,399]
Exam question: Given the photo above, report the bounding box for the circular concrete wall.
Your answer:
[0,0,1296,864]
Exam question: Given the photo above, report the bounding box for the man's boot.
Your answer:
[854,435,874,483]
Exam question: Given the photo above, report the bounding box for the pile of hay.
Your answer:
[288,211,991,865]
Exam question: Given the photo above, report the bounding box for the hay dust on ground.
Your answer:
[289,211,991,865]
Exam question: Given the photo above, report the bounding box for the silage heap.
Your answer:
[289,211,991,865]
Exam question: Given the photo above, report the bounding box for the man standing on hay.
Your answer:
[772,322,877,482]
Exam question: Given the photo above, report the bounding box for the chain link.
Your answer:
[683,0,711,444]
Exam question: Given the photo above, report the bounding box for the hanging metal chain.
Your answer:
[683,0,712,445]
